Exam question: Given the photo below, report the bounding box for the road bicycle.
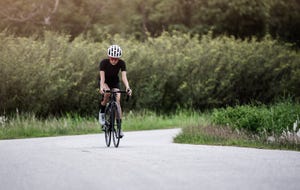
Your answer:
[102,89,128,148]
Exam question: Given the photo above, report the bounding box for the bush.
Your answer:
[211,100,300,136]
[0,32,101,116]
[0,31,299,116]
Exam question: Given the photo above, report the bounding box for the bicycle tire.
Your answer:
[104,106,112,147]
[112,103,121,147]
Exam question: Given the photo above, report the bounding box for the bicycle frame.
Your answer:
[103,90,128,147]
[105,90,127,118]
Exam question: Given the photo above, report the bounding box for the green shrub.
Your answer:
[0,32,102,116]
[212,105,266,132]
[0,31,299,116]
[212,100,300,136]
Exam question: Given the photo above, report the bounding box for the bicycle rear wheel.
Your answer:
[104,107,112,147]
[112,103,121,147]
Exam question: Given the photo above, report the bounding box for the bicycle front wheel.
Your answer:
[112,103,121,147]
[104,107,112,147]
[104,127,111,147]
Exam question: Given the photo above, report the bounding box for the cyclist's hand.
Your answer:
[126,88,132,96]
[100,87,105,94]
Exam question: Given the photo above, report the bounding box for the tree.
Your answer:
[269,0,300,46]
[0,0,60,35]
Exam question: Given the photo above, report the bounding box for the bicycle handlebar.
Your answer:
[104,90,128,93]
[104,90,130,101]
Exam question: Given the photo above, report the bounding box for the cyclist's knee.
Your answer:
[101,94,109,105]
[116,92,121,102]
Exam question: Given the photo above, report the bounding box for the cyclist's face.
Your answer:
[109,57,119,64]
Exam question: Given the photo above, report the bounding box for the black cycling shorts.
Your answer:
[106,82,120,89]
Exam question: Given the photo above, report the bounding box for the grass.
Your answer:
[0,110,206,140]
[1,108,299,151]
[123,110,210,131]
[0,114,100,139]
[174,125,300,151]
[174,100,300,151]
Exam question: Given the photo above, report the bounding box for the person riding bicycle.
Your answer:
[99,45,132,138]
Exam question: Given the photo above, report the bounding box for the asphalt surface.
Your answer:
[0,128,300,190]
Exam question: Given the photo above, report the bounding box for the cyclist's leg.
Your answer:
[99,83,110,126]
[100,83,110,107]
[111,88,122,118]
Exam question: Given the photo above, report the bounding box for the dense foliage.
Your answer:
[0,31,299,116]
[0,32,101,116]
[211,100,300,136]
[0,0,299,46]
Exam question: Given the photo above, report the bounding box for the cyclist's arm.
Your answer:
[121,71,131,95]
[100,71,106,93]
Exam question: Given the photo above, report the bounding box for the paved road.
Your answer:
[0,128,300,190]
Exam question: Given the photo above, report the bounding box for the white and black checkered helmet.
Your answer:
[107,45,122,58]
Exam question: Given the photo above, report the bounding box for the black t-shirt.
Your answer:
[99,59,126,88]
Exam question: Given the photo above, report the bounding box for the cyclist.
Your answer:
[98,45,132,138]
